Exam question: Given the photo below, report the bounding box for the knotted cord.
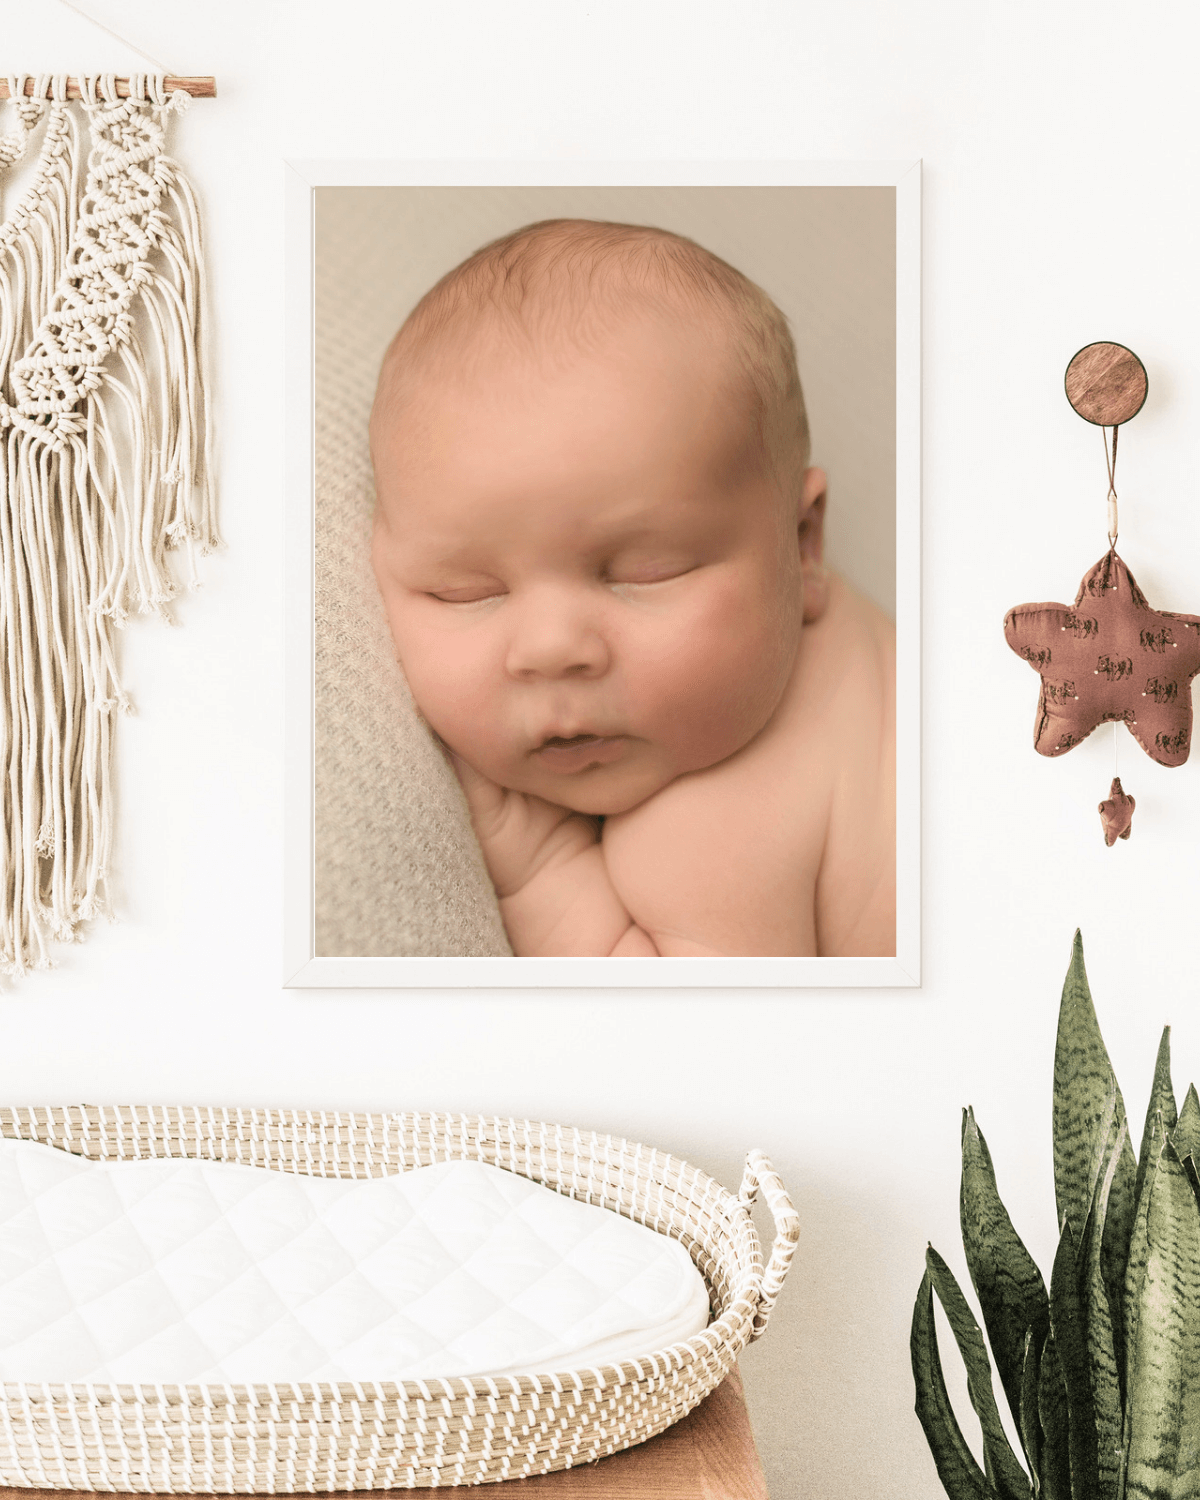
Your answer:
[0,74,213,975]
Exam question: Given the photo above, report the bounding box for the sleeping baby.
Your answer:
[369,219,895,957]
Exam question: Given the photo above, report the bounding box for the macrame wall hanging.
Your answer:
[0,73,216,976]
[1005,341,1200,846]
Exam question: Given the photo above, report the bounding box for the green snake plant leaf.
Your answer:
[925,1247,1035,1500]
[1049,1220,1100,1500]
[1135,1030,1177,1209]
[1018,1329,1043,1497]
[1100,1127,1138,1401]
[1124,1141,1200,1500]
[1040,1331,1075,1500]
[1173,1084,1200,1216]
[1171,1084,1200,1164]
[1176,1087,1200,1220]
[1052,934,1137,1385]
[1122,1109,1170,1494]
[961,1107,1052,1445]
[1054,935,1133,1243]
[1079,1117,1128,1500]
[1184,1153,1200,1215]
[913,1262,1004,1500]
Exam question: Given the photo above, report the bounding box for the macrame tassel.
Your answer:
[0,75,213,976]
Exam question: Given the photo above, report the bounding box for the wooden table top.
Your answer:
[0,1369,767,1500]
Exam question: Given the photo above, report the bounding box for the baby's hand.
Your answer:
[449,754,599,899]
[449,754,653,957]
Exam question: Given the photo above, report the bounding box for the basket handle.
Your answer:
[738,1149,800,1341]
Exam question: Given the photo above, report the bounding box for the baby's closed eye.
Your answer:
[425,581,507,604]
[603,557,699,591]
[423,561,700,603]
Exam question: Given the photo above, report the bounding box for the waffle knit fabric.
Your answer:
[314,203,509,957]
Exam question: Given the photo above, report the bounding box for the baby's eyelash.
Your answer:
[606,564,698,588]
[427,588,506,604]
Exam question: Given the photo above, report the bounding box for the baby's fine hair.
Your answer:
[374,218,811,493]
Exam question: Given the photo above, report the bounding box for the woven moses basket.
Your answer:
[0,1106,799,1493]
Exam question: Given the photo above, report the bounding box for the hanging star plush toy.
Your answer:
[1005,548,1200,765]
[1004,342,1200,843]
[1099,778,1135,845]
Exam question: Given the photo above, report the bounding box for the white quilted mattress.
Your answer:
[0,1138,711,1383]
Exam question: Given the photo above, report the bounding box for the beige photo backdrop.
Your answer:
[314,185,896,957]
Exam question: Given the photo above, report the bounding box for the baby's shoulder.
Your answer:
[790,574,895,730]
[797,577,896,955]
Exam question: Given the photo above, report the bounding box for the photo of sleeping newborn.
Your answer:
[312,186,898,963]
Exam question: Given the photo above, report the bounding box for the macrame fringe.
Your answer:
[0,75,213,977]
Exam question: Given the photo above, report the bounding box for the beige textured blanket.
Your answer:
[313,206,509,958]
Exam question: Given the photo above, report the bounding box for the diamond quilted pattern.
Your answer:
[0,1140,710,1382]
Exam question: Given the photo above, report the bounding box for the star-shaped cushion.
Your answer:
[1004,549,1200,767]
[1099,777,1135,845]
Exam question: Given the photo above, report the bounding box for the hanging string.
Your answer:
[1103,422,1119,547]
[1113,719,1118,775]
[53,0,174,72]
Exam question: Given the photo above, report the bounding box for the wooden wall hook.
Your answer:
[1064,341,1147,426]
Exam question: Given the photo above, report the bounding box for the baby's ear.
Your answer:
[797,467,829,623]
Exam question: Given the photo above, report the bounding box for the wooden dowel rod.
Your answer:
[0,76,216,100]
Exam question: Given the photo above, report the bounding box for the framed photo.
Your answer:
[284,162,920,987]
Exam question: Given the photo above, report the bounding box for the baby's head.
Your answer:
[370,218,828,816]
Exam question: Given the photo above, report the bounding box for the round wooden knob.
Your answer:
[1064,342,1148,426]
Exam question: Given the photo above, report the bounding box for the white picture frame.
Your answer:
[284,160,921,988]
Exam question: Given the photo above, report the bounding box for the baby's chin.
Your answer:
[496,759,669,816]
[533,774,663,817]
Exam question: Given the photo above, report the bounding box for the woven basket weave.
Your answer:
[0,1105,799,1493]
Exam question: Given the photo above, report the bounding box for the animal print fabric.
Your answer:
[1005,549,1200,768]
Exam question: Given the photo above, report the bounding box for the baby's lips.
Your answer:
[532,734,629,773]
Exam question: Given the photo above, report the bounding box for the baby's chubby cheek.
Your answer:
[384,621,506,769]
[630,577,801,764]
[633,630,792,774]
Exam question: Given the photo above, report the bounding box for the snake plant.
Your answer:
[912,930,1200,1500]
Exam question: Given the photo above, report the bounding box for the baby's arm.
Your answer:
[452,757,659,957]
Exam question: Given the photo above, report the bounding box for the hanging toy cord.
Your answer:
[1103,423,1119,547]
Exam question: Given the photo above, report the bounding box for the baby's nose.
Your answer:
[504,595,610,681]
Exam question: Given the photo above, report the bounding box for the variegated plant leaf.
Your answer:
[1049,1220,1100,1500]
[1079,1118,1128,1500]
[1124,1142,1200,1500]
[1100,1122,1138,1400]
[961,1107,1051,1440]
[1054,934,1132,1244]
[1171,1083,1200,1164]
[926,1247,1034,1500]
[1039,1331,1074,1500]
[1019,1328,1043,1496]
[1121,1112,1168,1497]
[1135,1030,1176,1209]
[1184,1153,1200,1214]
[913,1263,1004,1500]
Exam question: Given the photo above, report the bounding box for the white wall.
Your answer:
[4,4,1200,1497]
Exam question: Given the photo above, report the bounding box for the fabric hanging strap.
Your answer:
[1103,422,1119,547]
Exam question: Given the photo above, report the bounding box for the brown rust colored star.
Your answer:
[1099,777,1135,845]
[1004,549,1200,767]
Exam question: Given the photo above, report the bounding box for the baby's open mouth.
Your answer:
[533,733,628,773]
